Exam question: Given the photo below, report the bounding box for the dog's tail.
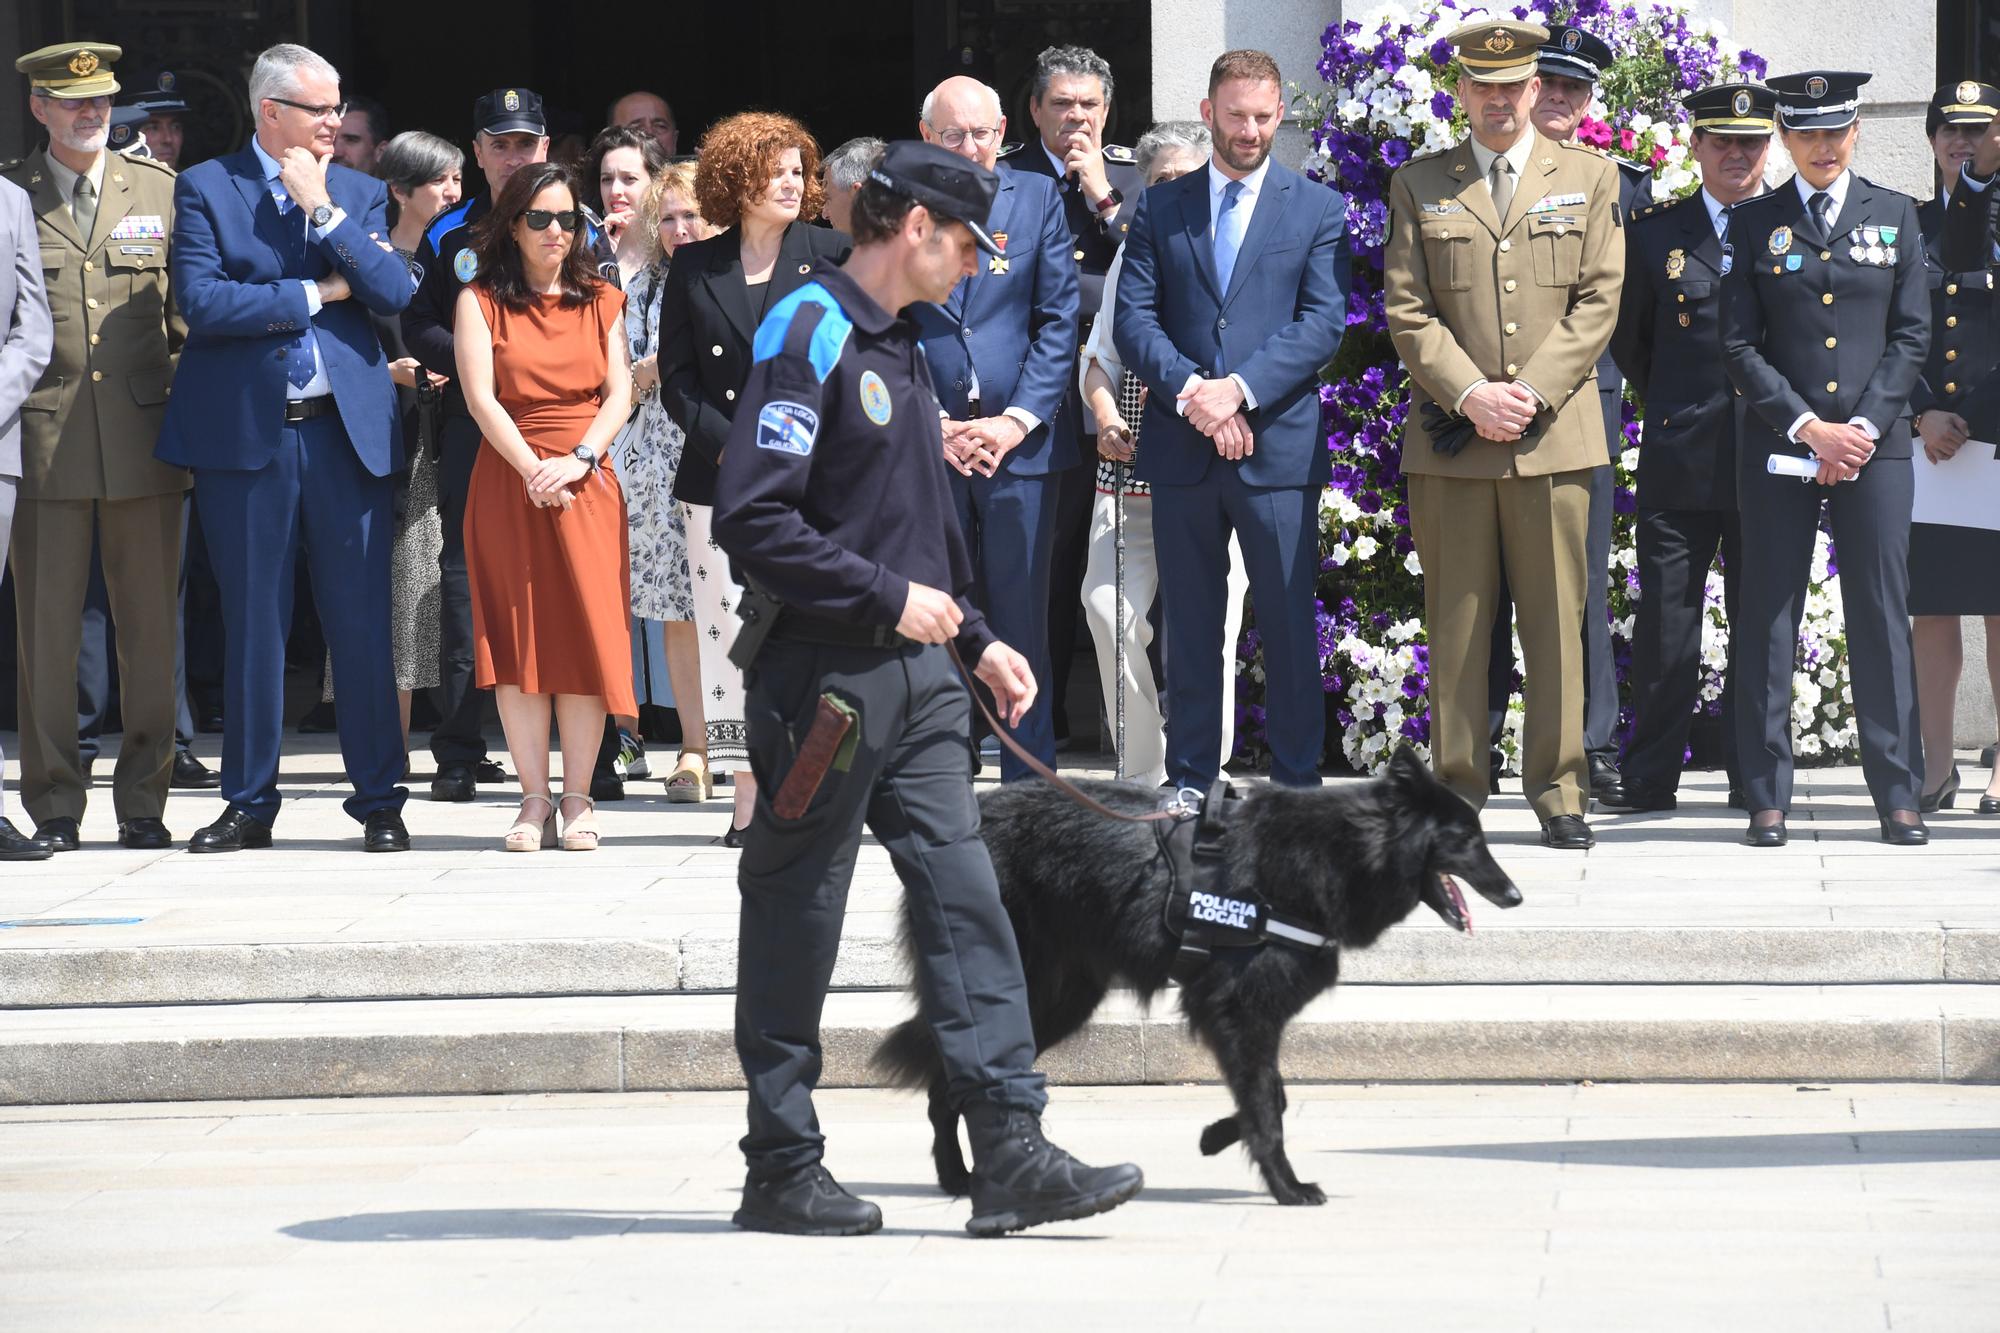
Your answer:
[870,1015,938,1089]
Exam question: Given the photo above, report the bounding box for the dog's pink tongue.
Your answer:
[1443,874,1472,934]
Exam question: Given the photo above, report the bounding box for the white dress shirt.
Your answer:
[1175,155,1272,417]
[250,136,346,400]
[1781,169,1878,445]
[1701,188,1732,240]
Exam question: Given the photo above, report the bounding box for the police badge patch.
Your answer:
[858,370,893,425]
[756,400,821,456]
[453,249,478,283]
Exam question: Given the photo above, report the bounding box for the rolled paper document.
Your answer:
[1766,453,1820,478]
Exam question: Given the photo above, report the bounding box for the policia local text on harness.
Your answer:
[727,300,1337,984]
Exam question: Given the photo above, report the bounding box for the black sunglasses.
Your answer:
[521,209,581,233]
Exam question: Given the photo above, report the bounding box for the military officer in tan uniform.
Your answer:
[1383,19,1624,849]
[5,43,188,852]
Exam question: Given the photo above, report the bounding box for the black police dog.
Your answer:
[873,746,1521,1205]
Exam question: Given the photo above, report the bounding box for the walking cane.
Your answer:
[1113,460,1129,779]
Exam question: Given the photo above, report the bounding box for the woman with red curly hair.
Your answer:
[660,112,851,844]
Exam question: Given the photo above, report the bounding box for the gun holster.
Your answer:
[730,587,785,671]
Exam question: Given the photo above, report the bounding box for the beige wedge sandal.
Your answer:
[504,793,556,852]
[558,792,600,851]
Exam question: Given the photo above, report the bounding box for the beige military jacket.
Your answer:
[2,150,187,500]
[1385,131,1624,479]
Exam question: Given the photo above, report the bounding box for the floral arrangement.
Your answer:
[1237,0,1857,775]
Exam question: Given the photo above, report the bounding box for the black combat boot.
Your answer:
[732,1163,882,1236]
[963,1106,1144,1237]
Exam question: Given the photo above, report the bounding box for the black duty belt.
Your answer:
[283,396,337,423]
[770,611,908,651]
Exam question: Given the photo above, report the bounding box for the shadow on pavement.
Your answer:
[282,1208,734,1241]
[1344,1127,2000,1168]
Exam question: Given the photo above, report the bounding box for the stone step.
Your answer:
[3,925,1994,1008]
[3,983,1995,1106]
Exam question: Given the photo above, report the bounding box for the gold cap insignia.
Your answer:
[1733,90,1752,116]
[1562,28,1581,51]
[160,70,176,90]
[1805,76,1827,99]
[503,89,520,111]
[1959,81,1981,105]
[1484,31,1517,54]
[67,50,98,77]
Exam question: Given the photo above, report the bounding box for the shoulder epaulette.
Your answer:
[0,157,25,177]
[423,198,477,254]
[996,141,1025,159]
[1562,140,1609,155]
[1633,192,1696,222]
[1103,143,1134,163]
[752,281,853,384]
[123,154,177,178]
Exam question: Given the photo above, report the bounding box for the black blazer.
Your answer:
[1611,190,1749,511]
[660,220,851,506]
[1720,174,1930,477]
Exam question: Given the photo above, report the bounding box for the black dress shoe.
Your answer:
[717,823,749,849]
[1979,795,2000,816]
[1595,781,1677,813]
[430,765,476,803]
[475,758,508,784]
[1539,814,1595,849]
[1586,756,1623,800]
[1919,764,1962,814]
[34,817,80,853]
[0,818,55,861]
[589,765,626,803]
[296,701,338,734]
[1743,818,1788,848]
[363,810,410,853]
[1727,788,1747,810]
[189,805,273,853]
[117,817,173,850]
[1879,816,1929,846]
[170,750,222,790]
[733,1164,882,1236]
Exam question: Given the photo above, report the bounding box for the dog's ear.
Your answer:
[1386,745,1433,791]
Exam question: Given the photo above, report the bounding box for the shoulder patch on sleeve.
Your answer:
[424,199,475,255]
[755,399,821,456]
[752,282,853,384]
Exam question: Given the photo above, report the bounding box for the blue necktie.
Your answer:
[275,190,317,390]
[1213,179,1246,294]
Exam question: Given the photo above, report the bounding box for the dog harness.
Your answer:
[1159,780,1340,983]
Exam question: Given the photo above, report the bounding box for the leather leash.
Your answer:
[945,640,1181,827]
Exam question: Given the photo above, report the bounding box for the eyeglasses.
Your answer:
[521,209,581,233]
[268,96,349,121]
[932,125,998,150]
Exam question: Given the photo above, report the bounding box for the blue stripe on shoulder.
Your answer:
[424,199,476,254]
[752,282,852,384]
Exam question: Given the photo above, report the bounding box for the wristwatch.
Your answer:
[1093,186,1123,214]
[308,203,334,229]
[572,444,599,471]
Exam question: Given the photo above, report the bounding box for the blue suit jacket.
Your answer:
[915,166,1080,475]
[156,147,411,477]
[1113,161,1350,488]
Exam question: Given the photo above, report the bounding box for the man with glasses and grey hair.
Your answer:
[155,42,415,854]
[916,75,1079,781]
[1001,43,1142,752]
[819,136,884,236]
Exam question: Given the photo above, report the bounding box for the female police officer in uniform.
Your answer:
[1721,71,1931,846]
[711,140,1142,1238]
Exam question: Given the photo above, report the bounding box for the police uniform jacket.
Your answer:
[1911,194,2000,433]
[1940,169,2000,275]
[998,140,1140,328]
[711,264,996,664]
[1720,176,1929,472]
[1611,191,1747,511]
[1385,131,1624,479]
[4,151,186,499]
[402,194,486,422]
[659,220,852,507]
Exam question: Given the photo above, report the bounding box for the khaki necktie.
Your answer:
[1489,155,1515,222]
[71,175,97,239]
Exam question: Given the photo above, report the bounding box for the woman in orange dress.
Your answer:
[454,162,634,851]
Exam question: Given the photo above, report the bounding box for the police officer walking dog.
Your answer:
[1599,82,1777,814]
[712,140,1142,1238]
[1720,71,1931,846]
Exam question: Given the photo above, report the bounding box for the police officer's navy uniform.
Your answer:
[1720,71,1931,841]
[713,264,1049,1187]
[1907,82,2000,618]
[1604,84,1773,810]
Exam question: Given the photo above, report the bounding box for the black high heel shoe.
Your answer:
[1979,792,2000,815]
[1919,764,1961,814]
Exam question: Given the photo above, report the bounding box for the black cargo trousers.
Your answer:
[735,634,1048,1178]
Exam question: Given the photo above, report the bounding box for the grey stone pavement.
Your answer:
[2,1083,1998,1332]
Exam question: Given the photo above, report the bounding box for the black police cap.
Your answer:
[1767,70,1871,131]
[1682,82,1777,136]
[474,87,546,137]
[867,140,1004,257]
[1538,26,1615,84]
[1929,81,2000,136]
[121,69,190,116]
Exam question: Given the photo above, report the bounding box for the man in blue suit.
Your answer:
[155,43,413,853]
[1115,49,1350,791]
[916,76,1080,781]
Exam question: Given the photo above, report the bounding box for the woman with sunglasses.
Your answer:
[455,162,635,851]
[660,112,850,845]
